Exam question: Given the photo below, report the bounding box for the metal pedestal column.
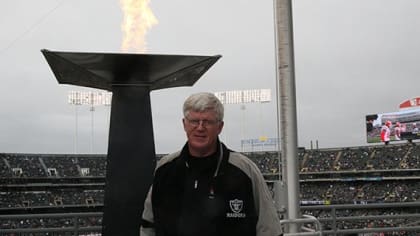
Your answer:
[103,86,155,235]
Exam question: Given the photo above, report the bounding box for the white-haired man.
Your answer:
[140,92,282,236]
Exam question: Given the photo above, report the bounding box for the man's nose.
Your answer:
[196,121,206,129]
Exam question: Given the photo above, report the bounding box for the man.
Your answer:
[140,92,282,236]
[412,123,419,133]
[394,122,401,141]
[380,120,391,145]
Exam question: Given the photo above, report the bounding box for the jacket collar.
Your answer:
[178,139,231,177]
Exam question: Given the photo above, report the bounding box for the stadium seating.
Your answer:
[1,142,420,235]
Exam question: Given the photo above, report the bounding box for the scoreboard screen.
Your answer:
[366,108,420,143]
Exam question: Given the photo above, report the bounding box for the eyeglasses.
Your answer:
[185,117,220,128]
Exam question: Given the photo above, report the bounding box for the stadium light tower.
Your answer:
[240,104,246,151]
[214,89,272,151]
[68,91,112,154]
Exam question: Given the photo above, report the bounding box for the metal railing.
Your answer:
[280,214,323,236]
[301,201,420,235]
[0,203,419,235]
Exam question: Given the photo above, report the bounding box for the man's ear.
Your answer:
[217,121,224,134]
[182,118,187,130]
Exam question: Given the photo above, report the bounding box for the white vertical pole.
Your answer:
[273,0,301,233]
[74,105,78,154]
[90,105,95,154]
[241,104,246,152]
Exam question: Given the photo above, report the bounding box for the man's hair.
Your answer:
[183,92,224,121]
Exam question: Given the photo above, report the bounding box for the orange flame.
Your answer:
[120,0,158,53]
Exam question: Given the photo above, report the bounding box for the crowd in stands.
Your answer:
[299,144,420,172]
[1,143,420,178]
[0,215,102,235]
[300,180,420,204]
[302,207,420,234]
[0,144,419,207]
[0,189,104,209]
[250,143,420,174]
[246,152,279,174]
[1,142,420,234]
[405,145,420,169]
[0,154,107,178]
[3,179,417,210]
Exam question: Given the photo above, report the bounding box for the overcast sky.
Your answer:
[1,0,420,154]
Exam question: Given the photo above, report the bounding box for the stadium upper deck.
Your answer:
[1,142,419,178]
[1,142,419,235]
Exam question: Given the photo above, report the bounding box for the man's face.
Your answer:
[183,110,224,157]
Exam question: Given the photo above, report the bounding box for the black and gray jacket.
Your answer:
[140,141,282,236]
